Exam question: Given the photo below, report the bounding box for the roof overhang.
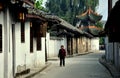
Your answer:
[26,14,46,21]
[45,15,84,36]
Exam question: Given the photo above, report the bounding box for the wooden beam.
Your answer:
[23,0,34,8]
[26,14,46,21]
[108,0,112,14]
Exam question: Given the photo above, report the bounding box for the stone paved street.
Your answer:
[32,51,113,78]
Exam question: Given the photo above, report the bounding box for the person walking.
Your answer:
[58,45,66,67]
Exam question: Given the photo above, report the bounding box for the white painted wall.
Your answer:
[108,43,114,62]
[46,33,67,58]
[91,38,99,51]
[105,37,114,63]
[37,37,45,66]
[48,39,62,57]
[46,33,50,57]
[118,44,120,71]
[114,43,119,69]
[3,9,14,78]
[0,9,14,78]
[31,37,46,67]
[61,37,67,52]
[14,22,30,73]
[8,11,14,78]
[0,11,4,78]
[105,37,109,61]
[14,22,46,73]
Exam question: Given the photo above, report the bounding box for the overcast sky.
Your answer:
[97,0,108,21]
[42,0,47,7]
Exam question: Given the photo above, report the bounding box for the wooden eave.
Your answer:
[47,19,60,24]
[26,7,47,21]
[45,15,61,23]
[80,26,103,31]
[57,31,74,37]
[45,15,84,35]
[98,31,106,37]
[83,31,94,38]
[58,17,84,34]
[23,0,34,8]
[26,14,46,21]
[76,8,102,22]
[80,25,104,37]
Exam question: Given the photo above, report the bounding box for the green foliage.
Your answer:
[35,0,43,9]
[99,37,104,45]
[46,0,99,25]
[85,0,99,11]
[95,21,104,28]
[34,0,48,12]
[96,21,104,45]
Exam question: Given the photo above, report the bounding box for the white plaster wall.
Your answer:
[47,33,67,58]
[46,33,50,58]
[14,21,46,70]
[0,11,4,78]
[88,38,91,50]
[118,44,120,71]
[14,22,30,73]
[54,40,61,56]
[23,22,34,68]
[114,42,119,69]
[7,10,14,78]
[27,36,46,68]
[108,43,114,62]
[8,12,14,78]
[91,38,99,51]
[36,38,45,66]
[61,37,67,52]
[82,37,86,51]
[26,48,35,68]
[0,9,13,78]
[105,37,109,61]
[48,39,59,57]
[1,9,14,78]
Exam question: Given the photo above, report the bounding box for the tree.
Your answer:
[34,0,48,12]
[46,0,99,26]
[95,21,104,28]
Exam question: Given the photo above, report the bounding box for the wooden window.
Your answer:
[37,25,41,50]
[37,35,41,50]
[21,22,25,43]
[30,26,33,53]
[0,24,2,52]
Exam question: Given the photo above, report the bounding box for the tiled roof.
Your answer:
[76,8,102,22]
[45,15,84,35]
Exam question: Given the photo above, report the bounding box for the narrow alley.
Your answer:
[32,51,112,78]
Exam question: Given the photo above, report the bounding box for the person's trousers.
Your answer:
[60,57,65,66]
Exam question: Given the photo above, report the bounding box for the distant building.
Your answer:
[76,7,103,37]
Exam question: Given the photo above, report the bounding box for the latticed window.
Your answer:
[32,22,42,51]
[21,22,25,43]
[30,26,33,53]
[37,25,41,50]
[0,24,2,52]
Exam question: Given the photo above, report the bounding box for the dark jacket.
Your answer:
[58,49,66,58]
